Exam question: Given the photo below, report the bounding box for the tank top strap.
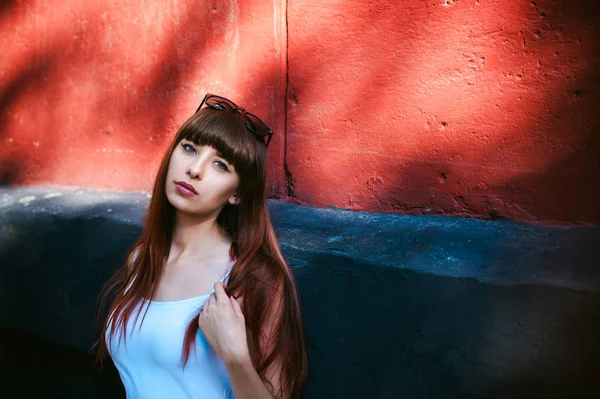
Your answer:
[219,258,236,283]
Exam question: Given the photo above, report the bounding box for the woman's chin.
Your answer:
[166,191,193,211]
[167,193,213,216]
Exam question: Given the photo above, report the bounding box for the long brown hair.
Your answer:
[95,107,308,398]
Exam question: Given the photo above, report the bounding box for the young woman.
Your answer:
[95,94,308,399]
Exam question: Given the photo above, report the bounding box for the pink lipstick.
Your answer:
[175,181,197,197]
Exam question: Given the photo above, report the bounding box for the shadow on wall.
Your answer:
[0,55,59,185]
[0,0,210,179]
[454,0,600,226]
[284,0,600,226]
[0,0,16,16]
[0,0,284,191]
[390,50,600,227]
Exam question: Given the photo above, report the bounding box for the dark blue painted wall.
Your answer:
[1,187,599,398]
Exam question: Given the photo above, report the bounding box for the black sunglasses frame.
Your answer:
[195,93,273,148]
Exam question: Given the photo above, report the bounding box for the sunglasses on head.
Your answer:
[195,93,273,148]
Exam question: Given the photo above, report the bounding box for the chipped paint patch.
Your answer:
[19,196,36,205]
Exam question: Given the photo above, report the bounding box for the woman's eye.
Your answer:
[215,160,230,172]
[182,143,196,154]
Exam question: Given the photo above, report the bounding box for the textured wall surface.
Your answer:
[287,0,600,225]
[1,0,599,225]
[0,0,287,195]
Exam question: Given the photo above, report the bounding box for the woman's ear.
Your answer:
[229,193,241,205]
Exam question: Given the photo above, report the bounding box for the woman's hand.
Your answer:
[198,282,251,366]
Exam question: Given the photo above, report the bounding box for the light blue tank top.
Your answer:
[107,260,235,399]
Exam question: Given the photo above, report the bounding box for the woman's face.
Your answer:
[165,139,241,216]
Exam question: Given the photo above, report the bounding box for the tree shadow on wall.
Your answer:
[492,71,600,226]
[0,57,59,185]
[0,0,16,16]
[283,0,600,226]
[0,0,261,189]
[445,0,600,225]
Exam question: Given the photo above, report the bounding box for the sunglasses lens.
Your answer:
[246,114,273,146]
[244,116,257,134]
[245,114,267,136]
[206,96,236,111]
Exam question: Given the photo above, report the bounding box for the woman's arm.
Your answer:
[224,357,277,399]
[199,283,288,399]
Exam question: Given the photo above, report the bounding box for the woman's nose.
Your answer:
[186,160,205,180]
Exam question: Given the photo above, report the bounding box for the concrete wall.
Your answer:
[1,187,599,397]
[1,0,599,225]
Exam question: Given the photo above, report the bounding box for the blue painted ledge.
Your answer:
[1,186,599,398]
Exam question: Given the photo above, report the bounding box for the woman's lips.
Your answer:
[175,181,197,197]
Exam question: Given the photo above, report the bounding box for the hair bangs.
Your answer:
[178,108,259,174]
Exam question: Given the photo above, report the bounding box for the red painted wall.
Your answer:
[287,0,600,226]
[1,0,599,226]
[0,0,287,195]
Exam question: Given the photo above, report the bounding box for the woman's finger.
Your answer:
[213,282,228,302]
[230,296,243,317]
[203,293,214,311]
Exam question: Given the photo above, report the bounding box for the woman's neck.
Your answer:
[170,211,231,262]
